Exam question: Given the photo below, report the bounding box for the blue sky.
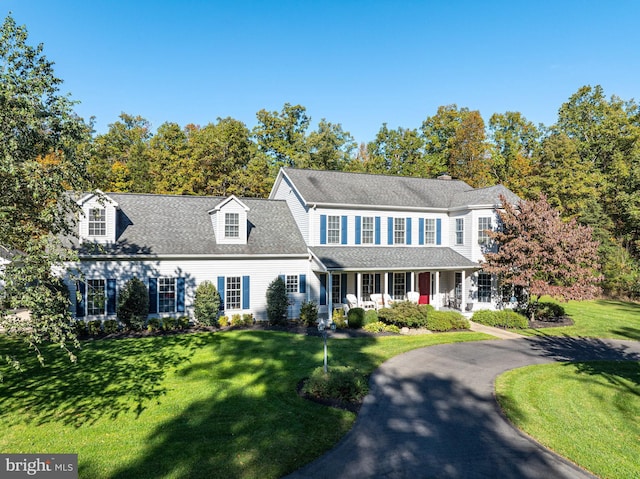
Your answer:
[4,1,639,144]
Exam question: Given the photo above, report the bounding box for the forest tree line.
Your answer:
[81,85,640,299]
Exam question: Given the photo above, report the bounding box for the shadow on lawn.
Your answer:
[96,330,375,479]
[0,333,208,427]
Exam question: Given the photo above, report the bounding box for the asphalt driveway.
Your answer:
[285,336,640,479]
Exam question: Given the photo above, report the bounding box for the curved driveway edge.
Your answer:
[285,336,640,479]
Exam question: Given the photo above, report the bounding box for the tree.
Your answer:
[0,14,91,366]
[193,281,221,326]
[482,194,602,319]
[148,122,194,194]
[306,119,356,171]
[367,124,428,176]
[253,103,310,174]
[266,277,288,325]
[89,113,153,192]
[117,278,149,330]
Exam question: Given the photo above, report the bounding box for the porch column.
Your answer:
[411,272,416,292]
[357,272,362,305]
[327,272,333,314]
[461,270,466,312]
[435,271,440,309]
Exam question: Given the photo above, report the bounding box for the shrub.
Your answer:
[162,316,177,330]
[230,313,243,326]
[347,307,365,329]
[301,366,369,403]
[87,319,102,336]
[242,313,254,325]
[363,309,378,326]
[425,311,469,332]
[378,302,435,328]
[363,321,400,334]
[332,309,347,329]
[299,301,319,327]
[147,317,162,331]
[530,301,566,321]
[266,277,289,325]
[117,277,148,331]
[103,319,118,334]
[74,320,88,337]
[217,315,229,328]
[472,309,528,329]
[177,316,190,329]
[193,281,221,326]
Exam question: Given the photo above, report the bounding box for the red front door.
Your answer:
[418,272,430,304]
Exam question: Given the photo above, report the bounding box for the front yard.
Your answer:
[0,329,488,479]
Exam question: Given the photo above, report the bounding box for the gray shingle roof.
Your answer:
[280,168,520,209]
[310,246,479,271]
[73,194,309,257]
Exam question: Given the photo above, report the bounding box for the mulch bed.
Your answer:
[528,316,574,329]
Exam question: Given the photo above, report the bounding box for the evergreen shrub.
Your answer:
[117,277,148,331]
[299,301,319,326]
[193,281,221,326]
[347,307,365,329]
[266,277,289,325]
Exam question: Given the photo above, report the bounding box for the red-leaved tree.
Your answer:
[482,194,602,319]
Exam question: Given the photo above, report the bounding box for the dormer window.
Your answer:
[225,213,240,238]
[88,208,106,236]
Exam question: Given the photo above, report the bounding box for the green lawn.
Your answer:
[523,299,640,340]
[496,361,640,479]
[0,329,489,479]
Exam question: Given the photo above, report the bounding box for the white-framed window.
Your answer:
[362,216,374,244]
[286,275,299,293]
[394,218,405,245]
[327,215,340,244]
[393,273,405,300]
[87,279,106,315]
[332,274,341,304]
[478,217,492,245]
[159,278,176,313]
[88,208,106,236]
[226,276,241,310]
[455,218,464,245]
[225,212,239,238]
[425,218,436,245]
[478,273,492,303]
[362,273,374,300]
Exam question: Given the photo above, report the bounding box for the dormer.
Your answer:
[77,191,119,244]
[208,195,250,245]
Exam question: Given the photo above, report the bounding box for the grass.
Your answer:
[496,361,640,479]
[522,299,640,340]
[0,329,490,479]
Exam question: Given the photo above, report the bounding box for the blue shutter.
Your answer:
[242,276,250,309]
[340,274,347,303]
[406,218,412,245]
[176,277,185,313]
[148,278,157,314]
[300,274,306,294]
[320,214,327,244]
[319,274,327,306]
[375,217,381,244]
[419,218,425,245]
[217,276,225,311]
[387,273,394,294]
[76,281,85,318]
[374,274,381,294]
[436,218,442,245]
[106,279,117,315]
[387,217,393,244]
[279,274,285,283]
[406,272,412,293]
[341,215,348,244]
[355,216,361,245]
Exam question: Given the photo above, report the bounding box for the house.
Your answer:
[64,168,520,323]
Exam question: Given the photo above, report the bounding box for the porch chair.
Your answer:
[369,293,384,310]
[383,293,395,307]
[345,294,359,310]
[406,291,419,303]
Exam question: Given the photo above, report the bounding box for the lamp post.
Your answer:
[317,321,336,373]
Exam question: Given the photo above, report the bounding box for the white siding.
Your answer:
[66,256,311,322]
[449,211,472,259]
[272,176,310,242]
[213,199,248,245]
[78,196,118,243]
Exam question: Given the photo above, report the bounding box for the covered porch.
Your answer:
[310,246,480,319]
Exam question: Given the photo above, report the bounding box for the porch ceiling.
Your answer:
[309,246,479,272]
